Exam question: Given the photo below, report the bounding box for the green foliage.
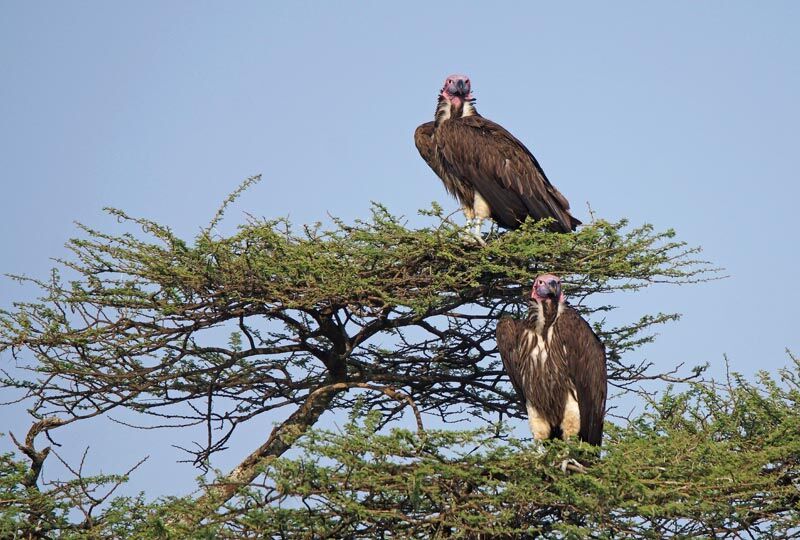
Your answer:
[206,360,799,538]
[2,360,798,538]
[0,201,713,434]
[0,184,744,538]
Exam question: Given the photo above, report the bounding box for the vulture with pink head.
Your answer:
[415,74,581,234]
[496,275,607,445]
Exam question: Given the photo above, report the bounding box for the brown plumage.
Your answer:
[414,74,581,233]
[496,275,607,445]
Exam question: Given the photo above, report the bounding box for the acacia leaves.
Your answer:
[218,362,800,538]
[0,195,725,537]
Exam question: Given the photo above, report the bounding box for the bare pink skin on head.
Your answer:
[531,274,566,304]
[440,74,473,107]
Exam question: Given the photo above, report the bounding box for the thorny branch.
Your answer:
[0,201,720,522]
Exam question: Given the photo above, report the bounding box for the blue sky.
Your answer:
[1,2,799,498]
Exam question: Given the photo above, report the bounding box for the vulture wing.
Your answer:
[496,317,528,408]
[436,116,581,232]
[553,306,607,445]
[413,121,438,173]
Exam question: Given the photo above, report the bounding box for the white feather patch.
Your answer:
[526,401,551,440]
[436,101,452,123]
[523,328,548,369]
[462,100,476,117]
[471,192,492,219]
[546,325,555,345]
[533,303,545,334]
[561,390,581,438]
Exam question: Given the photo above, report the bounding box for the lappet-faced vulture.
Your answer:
[415,74,581,235]
[496,274,607,445]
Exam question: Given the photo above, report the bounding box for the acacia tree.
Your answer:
[2,178,796,538]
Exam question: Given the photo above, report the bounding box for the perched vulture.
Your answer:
[414,74,581,234]
[496,274,607,445]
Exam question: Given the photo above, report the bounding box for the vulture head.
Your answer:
[440,74,473,104]
[531,274,565,304]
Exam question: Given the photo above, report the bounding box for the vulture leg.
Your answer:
[470,226,486,245]
[472,218,484,239]
[467,191,493,243]
[463,216,486,245]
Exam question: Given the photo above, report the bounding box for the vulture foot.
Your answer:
[464,218,487,245]
[559,458,587,474]
[469,232,487,246]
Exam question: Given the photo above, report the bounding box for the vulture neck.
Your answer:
[526,300,563,335]
[434,96,478,127]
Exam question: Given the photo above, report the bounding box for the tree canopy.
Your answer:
[2,179,797,538]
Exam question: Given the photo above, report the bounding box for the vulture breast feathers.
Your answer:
[414,74,581,232]
[497,275,607,446]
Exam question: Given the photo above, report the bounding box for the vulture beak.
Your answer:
[535,283,556,299]
[546,279,560,297]
[531,276,562,303]
[455,79,468,95]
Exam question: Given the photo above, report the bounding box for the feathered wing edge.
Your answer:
[413,121,437,172]
[554,306,607,445]
[496,318,527,408]
[435,117,581,232]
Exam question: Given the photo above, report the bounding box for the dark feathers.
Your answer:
[415,108,581,232]
[496,303,607,445]
[554,307,607,445]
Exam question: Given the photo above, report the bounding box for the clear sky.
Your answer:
[1,2,798,498]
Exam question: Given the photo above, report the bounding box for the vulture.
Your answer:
[414,74,581,235]
[496,274,607,445]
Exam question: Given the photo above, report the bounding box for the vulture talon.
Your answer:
[559,458,586,474]
[469,231,487,246]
